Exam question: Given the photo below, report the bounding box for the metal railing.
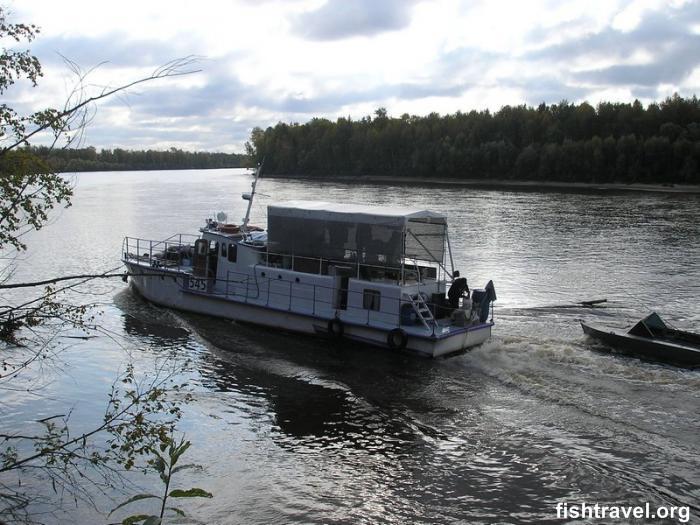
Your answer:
[123,235,440,286]
[261,249,439,285]
[122,235,200,269]
[181,268,472,334]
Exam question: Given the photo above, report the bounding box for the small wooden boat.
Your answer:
[581,312,700,367]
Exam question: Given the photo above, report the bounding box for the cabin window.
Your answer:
[228,243,237,262]
[363,289,381,311]
[221,243,227,258]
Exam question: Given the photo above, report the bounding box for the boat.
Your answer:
[121,166,497,357]
[581,312,700,367]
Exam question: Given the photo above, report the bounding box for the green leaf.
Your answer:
[109,494,161,515]
[121,514,153,525]
[152,454,166,475]
[171,463,202,475]
[170,439,191,463]
[166,506,186,517]
[142,517,162,525]
[169,487,213,498]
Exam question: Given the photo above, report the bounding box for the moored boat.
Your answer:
[581,312,700,367]
[122,167,497,357]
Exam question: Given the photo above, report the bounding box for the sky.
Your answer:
[5,0,700,153]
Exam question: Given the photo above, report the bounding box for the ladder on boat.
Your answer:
[404,292,435,331]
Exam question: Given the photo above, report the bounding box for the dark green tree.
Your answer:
[246,95,700,185]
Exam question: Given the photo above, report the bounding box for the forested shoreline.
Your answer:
[30,95,700,184]
[33,146,248,172]
[247,95,700,185]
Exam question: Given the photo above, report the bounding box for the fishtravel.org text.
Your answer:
[556,502,690,523]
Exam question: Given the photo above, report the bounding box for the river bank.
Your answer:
[263,173,700,193]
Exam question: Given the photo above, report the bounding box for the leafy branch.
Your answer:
[109,435,212,525]
[0,363,193,520]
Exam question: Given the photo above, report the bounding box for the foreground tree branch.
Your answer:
[0,55,201,156]
[0,363,193,522]
[0,7,204,522]
[0,270,148,290]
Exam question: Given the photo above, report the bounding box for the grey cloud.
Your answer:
[630,85,662,100]
[575,38,700,87]
[109,77,248,118]
[395,83,466,99]
[292,0,419,41]
[428,41,596,107]
[255,81,469,114]
[575,37,700,87]
[83,114,255,152]
[263,89,377,114]
[526,2,700,88]
[101,57,249,118]
[32,32,201,68]
[515,78,589,106]
[527,1,699,61]
[433,46,502,81]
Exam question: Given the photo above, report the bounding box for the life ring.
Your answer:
[387,328,408,350]
[328,318,344,338]
[217,224,240,234]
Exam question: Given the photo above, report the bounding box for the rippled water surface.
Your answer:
[4,169,700,523]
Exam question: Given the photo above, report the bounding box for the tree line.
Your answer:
[247,95,700,185]
[31,145,249,172]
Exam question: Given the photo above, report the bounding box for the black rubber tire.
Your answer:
[328,318,344,338]
[387,328,408,350]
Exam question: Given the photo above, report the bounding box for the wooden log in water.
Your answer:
[580,299,607,307]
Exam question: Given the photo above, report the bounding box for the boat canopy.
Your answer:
[267,201,447,265]
[628,312,668,337]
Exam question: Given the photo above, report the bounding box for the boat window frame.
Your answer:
[195,239,208,256]
[362,288,381,311]
[228,243,238,263]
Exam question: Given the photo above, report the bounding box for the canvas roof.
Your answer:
[268,200,446,226]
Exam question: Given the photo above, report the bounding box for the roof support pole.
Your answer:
[407,229,453,280]
[446,226,455,278]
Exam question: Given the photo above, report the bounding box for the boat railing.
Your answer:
[260,249,439,285]
[122,237,480,332]
[122,235,200,268]
[208,269,469,332]
[123,235,441,285]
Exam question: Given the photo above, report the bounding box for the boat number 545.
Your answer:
[188,277,207,291]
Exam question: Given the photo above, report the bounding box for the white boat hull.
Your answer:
[125,262,492,358]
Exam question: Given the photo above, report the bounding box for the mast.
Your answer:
[241,161,263,233]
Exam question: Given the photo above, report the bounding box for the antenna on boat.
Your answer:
[241,160,264,233]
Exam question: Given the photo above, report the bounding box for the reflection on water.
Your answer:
[113,291,700,523]
[114,290,190,348]
[4,169,700,523]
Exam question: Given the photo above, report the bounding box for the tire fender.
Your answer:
[387,328,408,350]
[328,318,344,338]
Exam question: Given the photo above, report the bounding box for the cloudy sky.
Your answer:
[6,0,700,153]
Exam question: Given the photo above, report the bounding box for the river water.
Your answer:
[3,169,699,524]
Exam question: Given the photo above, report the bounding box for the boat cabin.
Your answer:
[193,201,454,326]
[122,195,495,356]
